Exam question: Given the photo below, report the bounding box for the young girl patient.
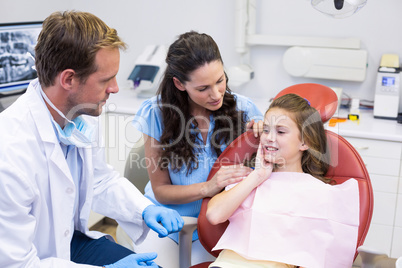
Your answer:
[206,93,360,268]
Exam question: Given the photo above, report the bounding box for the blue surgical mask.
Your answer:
[40,88,96,148]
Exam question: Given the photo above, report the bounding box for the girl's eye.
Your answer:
[217,78,224,84]
[263,128,269,133]
[198,87,208,92]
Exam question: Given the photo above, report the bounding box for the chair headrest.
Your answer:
[274,83,338,123]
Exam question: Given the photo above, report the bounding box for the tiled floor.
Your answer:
[91,218,367,267]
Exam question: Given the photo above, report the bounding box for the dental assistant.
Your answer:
[0,11,183,268]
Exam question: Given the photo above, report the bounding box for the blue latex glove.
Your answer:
[142,205,184,238]
[104,253,158,268]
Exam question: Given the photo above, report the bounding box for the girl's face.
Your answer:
[260,107,308,172]
[173,60,226,114]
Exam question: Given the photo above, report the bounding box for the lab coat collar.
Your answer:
[26,79,74,182]
[27,79,60,145]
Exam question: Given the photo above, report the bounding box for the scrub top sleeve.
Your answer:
[132,97,163,142]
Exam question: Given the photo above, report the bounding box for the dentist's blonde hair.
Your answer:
[35,10,127,87]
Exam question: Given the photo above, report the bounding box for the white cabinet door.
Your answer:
[392,162,402,258]
[343,136,402,257]
[392,226,402,258]
[364,224,394,256]
[106,112,142,176]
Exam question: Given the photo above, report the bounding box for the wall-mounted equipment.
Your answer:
[282,46,367,81]
[232,0,367,86]
[373,54,400,119]
[227,64,254,87]
[311,0,368,19]
[128,45,167,98]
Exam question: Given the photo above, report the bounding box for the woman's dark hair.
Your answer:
[157,31,246,174]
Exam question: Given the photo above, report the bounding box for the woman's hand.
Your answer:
[202,164,253,198]
[246,119,264,138]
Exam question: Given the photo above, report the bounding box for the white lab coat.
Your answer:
[0,79,153,268]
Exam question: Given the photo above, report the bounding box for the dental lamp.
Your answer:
[311,0,368,19]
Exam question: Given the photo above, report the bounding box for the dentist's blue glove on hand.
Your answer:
[142,205,184,238]
[104,253,158,268]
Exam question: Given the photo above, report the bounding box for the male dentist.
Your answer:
[0,10,183,268]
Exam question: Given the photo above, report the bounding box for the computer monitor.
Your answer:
[0,21,42,94]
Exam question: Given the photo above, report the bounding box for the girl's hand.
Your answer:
[246,119,264,138]
[203,164,253,197]
[253,143,273,186]
[206,145,271,225]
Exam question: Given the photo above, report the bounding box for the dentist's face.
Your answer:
[68,47,120,117]
[175,60,226,113]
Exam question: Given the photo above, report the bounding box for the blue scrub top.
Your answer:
[132,92,263,242]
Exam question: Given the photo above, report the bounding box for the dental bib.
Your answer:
[212,172,359,268]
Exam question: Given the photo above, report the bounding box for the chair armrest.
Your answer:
[179,216,198,268]
[357,245,396,268]
[116,216,198,268]
[396,256,402,268]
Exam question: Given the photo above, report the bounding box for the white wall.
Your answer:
[0,0,72,23]
[69,0,239,98]
[1,0,401,111]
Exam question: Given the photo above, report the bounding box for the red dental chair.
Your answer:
[190,83,374,268]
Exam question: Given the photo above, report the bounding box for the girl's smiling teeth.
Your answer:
[264,145,278,151]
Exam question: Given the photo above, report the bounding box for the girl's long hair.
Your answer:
[268,94,330,182]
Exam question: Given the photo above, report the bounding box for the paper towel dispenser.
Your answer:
[282,46,367,81]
